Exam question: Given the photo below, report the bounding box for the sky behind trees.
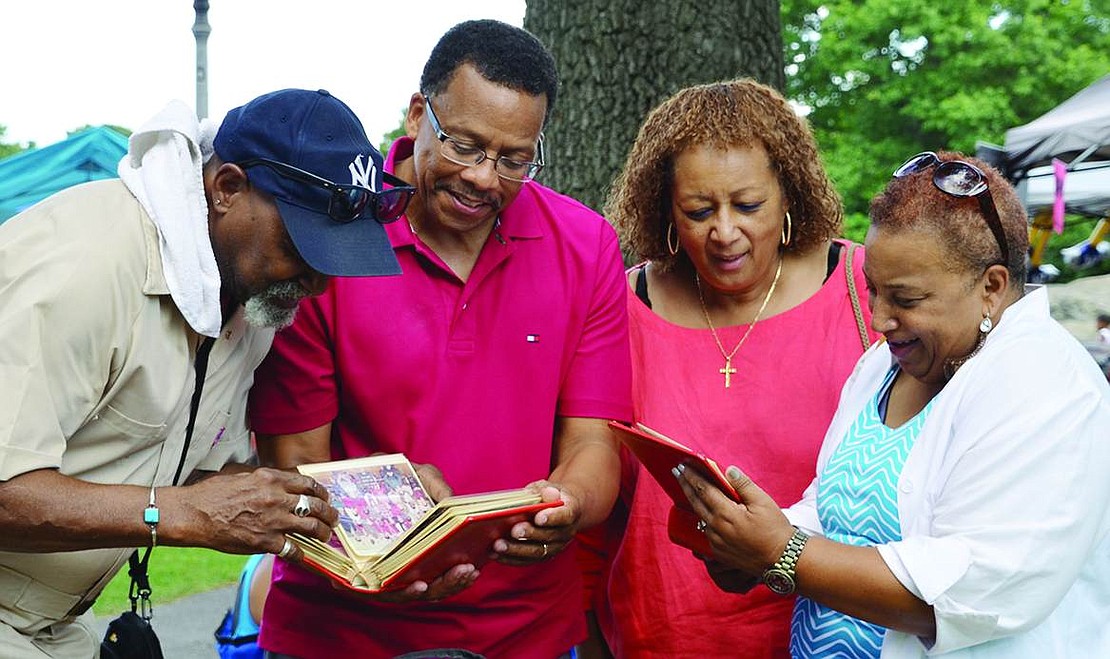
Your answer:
[1,1,525,147]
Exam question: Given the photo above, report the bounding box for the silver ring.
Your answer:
[541,542,548,558]
[696,519,707,532]
[294,494,311,518]
[277,538,295,559]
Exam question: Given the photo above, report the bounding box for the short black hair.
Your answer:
[1098,313,1110,324]
[420,19,558,125]
[871,152,1029,289]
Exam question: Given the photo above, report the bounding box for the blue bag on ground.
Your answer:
[214,554,265,659]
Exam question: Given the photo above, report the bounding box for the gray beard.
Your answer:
[243,281,308,329]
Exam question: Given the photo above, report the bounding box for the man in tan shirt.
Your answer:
[0,88,413,656]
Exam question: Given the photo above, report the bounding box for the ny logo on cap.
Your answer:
[349,155,379,191]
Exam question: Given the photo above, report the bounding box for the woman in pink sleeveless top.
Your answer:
[577,79,879,658]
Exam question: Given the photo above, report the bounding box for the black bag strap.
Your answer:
[127,548,154,619]
[127,335,217,620]
[173,336,216,486]
[634,265,651,308]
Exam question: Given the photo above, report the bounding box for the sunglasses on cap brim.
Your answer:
[237,158,415,224]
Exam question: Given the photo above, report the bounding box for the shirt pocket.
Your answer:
[63,404,170,481]
[198,408,233,451]
[191,408,246,472]
[96,403,168,442]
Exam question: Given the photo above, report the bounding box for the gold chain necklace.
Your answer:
[695,257,783,388]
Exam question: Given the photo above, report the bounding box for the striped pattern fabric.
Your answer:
[791,367,934,658]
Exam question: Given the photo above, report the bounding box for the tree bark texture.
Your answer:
[525,0,784,212]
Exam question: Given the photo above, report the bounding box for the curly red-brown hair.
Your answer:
[869,151,1028,289]
[605,79,842,270]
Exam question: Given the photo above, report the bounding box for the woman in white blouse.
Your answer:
[675,151,1110,658]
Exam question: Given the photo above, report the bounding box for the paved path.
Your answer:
[95,585,237,658]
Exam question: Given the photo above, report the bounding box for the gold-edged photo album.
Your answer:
[288,454,560,592]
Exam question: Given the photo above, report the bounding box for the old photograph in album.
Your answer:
[288,453,562,592]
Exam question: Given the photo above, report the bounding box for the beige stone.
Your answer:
[1046,273,1110,344]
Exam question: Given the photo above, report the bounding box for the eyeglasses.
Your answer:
[237,158,415,224]
[422,95,545,183]
[893,152,1010,266]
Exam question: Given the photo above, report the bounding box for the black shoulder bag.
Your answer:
[101,337,215,659]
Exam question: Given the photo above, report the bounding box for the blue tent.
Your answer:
[0,126,128,223]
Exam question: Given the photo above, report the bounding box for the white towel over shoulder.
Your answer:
[118,100,222,337]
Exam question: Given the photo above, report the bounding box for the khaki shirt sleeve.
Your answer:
[0,188,145,481]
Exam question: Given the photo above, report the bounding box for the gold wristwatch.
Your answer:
[762,526,810,595]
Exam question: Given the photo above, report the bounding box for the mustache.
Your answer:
[257,281,310,301]
[438,182,497,207]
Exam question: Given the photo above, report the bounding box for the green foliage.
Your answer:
[781,0,1110,218]
[842,211,871,244]
[92,547,244,616]
[0,124,30,159]
[67,124,132,139]
[378,107,408,157]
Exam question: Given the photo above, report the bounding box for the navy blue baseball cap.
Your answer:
[213,89,402,277]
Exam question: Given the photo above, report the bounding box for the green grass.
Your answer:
[91,547,246,616]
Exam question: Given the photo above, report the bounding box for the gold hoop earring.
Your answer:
[666,223,680,256]
[781,212,793,247]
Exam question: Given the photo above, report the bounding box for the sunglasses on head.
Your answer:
[237,158,415,224]
[893,151,1010,267]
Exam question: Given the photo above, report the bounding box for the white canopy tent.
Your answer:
[1004,74,1110,180]
[1021,160,1110,216]
[976,74,1110,282]
[988,74,1110,217]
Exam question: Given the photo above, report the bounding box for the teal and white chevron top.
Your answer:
[791,366,935,658]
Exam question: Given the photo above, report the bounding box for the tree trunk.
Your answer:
[525,0,784,212]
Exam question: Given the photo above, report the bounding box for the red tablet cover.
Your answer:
[609,421,739,554]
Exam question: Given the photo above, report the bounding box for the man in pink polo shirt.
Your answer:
[248,19,633,659]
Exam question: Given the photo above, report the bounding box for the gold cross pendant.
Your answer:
[719,358,737,388]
